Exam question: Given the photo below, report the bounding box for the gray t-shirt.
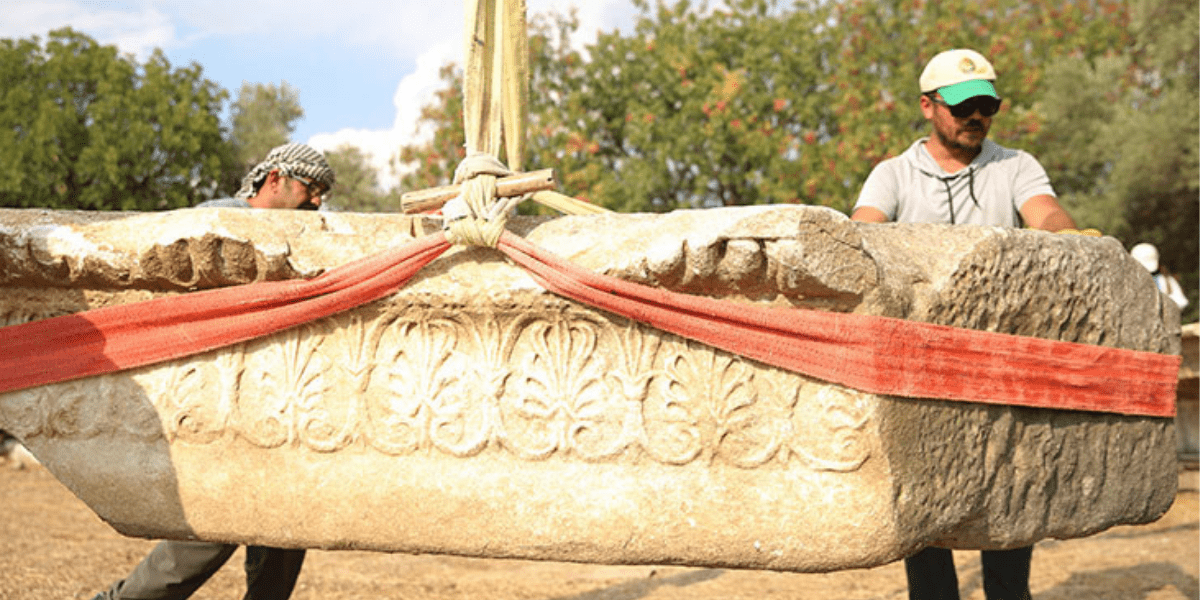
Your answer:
[853,138,1055,226]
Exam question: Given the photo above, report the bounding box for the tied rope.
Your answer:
[445,0,531,248]
[444,153,525,248]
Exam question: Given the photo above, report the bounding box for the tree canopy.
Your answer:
[1034,0,1198,321]
[229,81,305,170]
[0,28,234,210]
[325,144,402,212]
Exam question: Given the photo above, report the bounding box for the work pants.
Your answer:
[905,545,1033,600]
[96,540,306,600]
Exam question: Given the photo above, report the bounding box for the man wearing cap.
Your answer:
[852,50,1075,600]
[852,48,1075,231]
[92,143,335,600]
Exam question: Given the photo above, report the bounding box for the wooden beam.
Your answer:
[401,169,557,214]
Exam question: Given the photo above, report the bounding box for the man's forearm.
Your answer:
[1020,195,1078,231]
[1030,207,1077,232]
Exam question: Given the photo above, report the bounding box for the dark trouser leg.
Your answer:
[980,546,1033,600]
[905,547,960,600]
[243,546,307,600]
[103,541,237,600]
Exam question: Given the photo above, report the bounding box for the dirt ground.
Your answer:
[1,453,1195,600]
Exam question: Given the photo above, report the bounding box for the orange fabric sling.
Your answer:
[496,231,1179,417]
[0,233,450,394]
[0,230,1180,417]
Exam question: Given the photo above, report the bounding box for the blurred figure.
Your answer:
[1,430,38,470]
[91,143,335,600]
[1131,243,1189,309]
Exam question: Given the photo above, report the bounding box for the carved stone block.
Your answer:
[0,205,1179,572]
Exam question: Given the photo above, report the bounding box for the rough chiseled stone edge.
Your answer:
[853,224,1180,551]
[0,206,879,307]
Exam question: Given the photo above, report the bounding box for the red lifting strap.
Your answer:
[496,232,1179,417]
[0,233,450,394]
[0,231,1180,417]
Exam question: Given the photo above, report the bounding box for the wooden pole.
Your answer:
[400,169,557,213]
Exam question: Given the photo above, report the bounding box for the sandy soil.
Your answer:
[1,453,1195,600]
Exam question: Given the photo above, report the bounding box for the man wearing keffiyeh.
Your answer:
[91,143,336,600]
[229,142,336,209]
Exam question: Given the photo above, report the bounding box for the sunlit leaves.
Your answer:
[325,144,402,213]
[0,28,234,210]
[229,81,304,171]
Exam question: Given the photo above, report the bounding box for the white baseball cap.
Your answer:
[919,49,999,105]
[1131,243,1160,272]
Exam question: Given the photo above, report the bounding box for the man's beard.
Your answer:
[937,118,987,151]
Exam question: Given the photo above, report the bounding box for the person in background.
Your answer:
[852,48,1077,600]
[1131,242,1190,310]
[92,142,335,600]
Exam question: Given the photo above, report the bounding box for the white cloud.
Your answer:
[3,0,462,62]
[0,1,175,59]
[307,39,458,189]
[164,1,463,60]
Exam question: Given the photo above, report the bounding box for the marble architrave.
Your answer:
[0,205,1180,572]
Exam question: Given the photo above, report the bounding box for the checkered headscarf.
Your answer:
[235,143,336,199]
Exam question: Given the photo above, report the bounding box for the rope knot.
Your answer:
[443,153,519,248]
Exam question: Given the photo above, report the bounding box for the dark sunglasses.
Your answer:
[927,94,1003,118]
[290,174,329,198]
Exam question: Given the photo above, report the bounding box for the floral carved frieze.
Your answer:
[0,306,873,472]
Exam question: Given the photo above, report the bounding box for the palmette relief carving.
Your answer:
[0,386,44,440]
[506,314,615,460]
[370,317,467,455]
[158,351,238,444]
[789,386,871,472]
[649,339,788,467]
[233,327,329,449]
[0,309,874,471]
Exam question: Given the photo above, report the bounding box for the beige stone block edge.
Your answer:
[0,205,1180,573]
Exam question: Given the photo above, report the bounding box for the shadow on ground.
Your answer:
[546,568,725,600]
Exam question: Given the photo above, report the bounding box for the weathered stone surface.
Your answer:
[0,205,1179,572]
[1177,323,1198,464]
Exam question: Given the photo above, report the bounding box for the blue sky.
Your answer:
[1,1,642,187]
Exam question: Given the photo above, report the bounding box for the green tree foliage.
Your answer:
[397,63,465,194]
[523,10,596,211]
[228,81,304,170]
[534,0,832,211]
[324,143,402,212]
[1036,0,1199,320]
[0,28,233,210]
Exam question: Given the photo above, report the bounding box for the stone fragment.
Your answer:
[1177,323,1198,465]
[0,205,1179,572]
